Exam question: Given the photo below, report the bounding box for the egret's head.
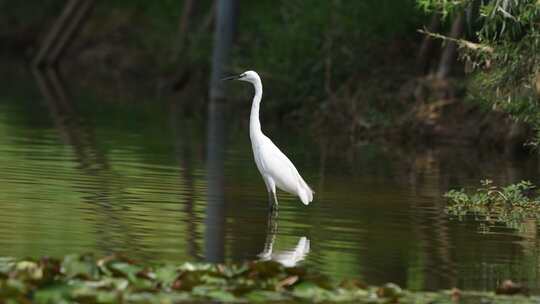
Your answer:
[222,70,260,84]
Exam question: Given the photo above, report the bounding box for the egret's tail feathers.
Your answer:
[298,182,314,205]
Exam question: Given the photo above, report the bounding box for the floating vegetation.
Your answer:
[0,254,538,303]
[445,180,540,229]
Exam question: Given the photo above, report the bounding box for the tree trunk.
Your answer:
[171,0,196,61]
[436,13,463,79]
[33,0,94,67]
[417,14,441,74]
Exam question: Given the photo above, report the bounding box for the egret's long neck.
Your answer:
[249,78,263,137]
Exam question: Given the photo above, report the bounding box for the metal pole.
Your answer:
[209,0,237,100]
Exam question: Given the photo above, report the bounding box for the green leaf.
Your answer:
[292,281,332,302]
[0,278,28,298]
[244,290,289,302]
[15,260,44,282]
[154,264,179,287]
[377,282,403,299]
[34,283,74,304]
[206,289,237,302]
[0,257,15,276]
[62,254,98,280]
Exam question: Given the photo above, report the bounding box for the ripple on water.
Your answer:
[1,85,540,292]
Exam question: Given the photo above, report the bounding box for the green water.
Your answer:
[1,64,540,293]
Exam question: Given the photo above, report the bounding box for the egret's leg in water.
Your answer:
[272,190,279,211]
[263,177,277,212]
[267,191,274,209]
[265,178,278,212]
[268,190,279,212]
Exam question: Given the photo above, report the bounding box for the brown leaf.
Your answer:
[450,287,461,302]
[339,278,367,290]
[496,280,527,295]
[276,275,298,289]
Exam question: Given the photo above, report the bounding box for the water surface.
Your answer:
[1,65,540,293]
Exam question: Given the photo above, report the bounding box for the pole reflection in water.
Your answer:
[258,213,310,267]
[205,100,227,263]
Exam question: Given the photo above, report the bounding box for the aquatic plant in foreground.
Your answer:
[0,254,538,303]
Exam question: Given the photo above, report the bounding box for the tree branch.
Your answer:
[418,28,494,53]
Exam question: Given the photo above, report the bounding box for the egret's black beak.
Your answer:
[221,74,241,81]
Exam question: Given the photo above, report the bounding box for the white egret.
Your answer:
[223,70,314,211]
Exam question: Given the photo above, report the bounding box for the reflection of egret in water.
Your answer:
[258,214,310,267]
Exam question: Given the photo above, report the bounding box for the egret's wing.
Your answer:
[259,137,303,194]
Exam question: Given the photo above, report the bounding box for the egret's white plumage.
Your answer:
[225,70,313,210]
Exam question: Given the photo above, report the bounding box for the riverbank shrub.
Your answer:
[445,180,540,229]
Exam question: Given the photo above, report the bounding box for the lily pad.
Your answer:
[62,254,98,280]
[1,254,540,303]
